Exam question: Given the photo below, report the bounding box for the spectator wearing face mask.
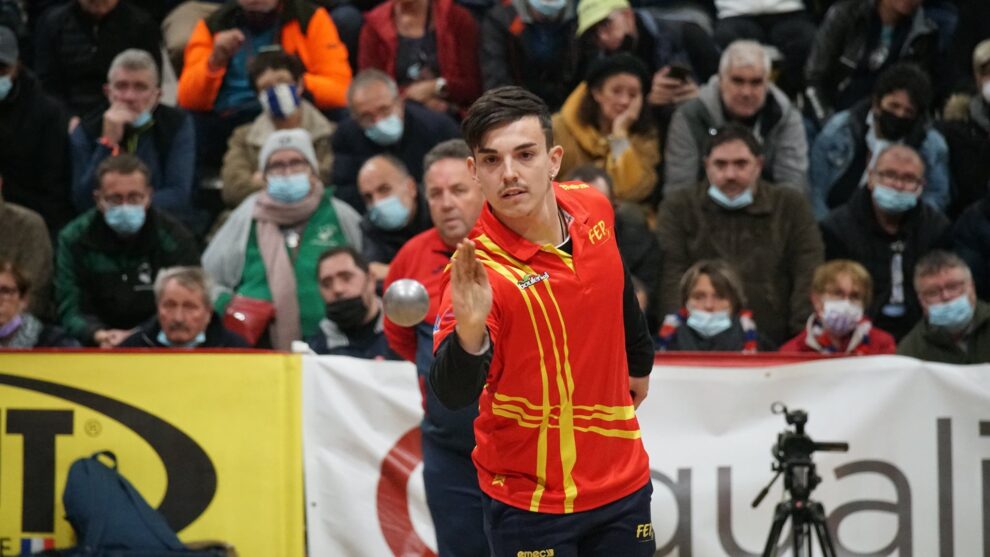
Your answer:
[780,260,896,355]
[220,49,336,209]
[70,49,198,229]
[897,250,990,364]
[356,154,432,282]
[330,70,460,213]
[810,62,949,220]
[820,144,951,341]
[656,259,776,352]
[56,155,200,348]
[307,247,399,358]
[203,129,363,349]
[938,39,990,219]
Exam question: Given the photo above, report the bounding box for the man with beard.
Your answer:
[810,62,949,220]
[307,246,398,359]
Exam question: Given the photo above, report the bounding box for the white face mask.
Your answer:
[821,299,864,336]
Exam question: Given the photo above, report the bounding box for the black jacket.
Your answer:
[0,69,73,234]
[937,96,990,219]
[952,195,990,301]
[119,313,250,348]
[821,187,951,340]
[329,102,460,213]
[804,0,939,118]
[34,0,162,115]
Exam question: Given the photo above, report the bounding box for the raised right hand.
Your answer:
[208,29,246,71]
[451,238,492,353]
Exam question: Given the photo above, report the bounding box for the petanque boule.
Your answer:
[383,278,430,327]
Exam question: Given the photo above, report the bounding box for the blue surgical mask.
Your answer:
[527,0,566,18]
[368,195,411,231]
[157,329,206,348]
[0,75,12,101]
[267,172,311,204]
[103,204,146,235]
[927,294,974,330]
[707,184,754,210]
[258,83,301,119]
[871,184,918,214]
[364,114,404,146]
[686,309,733,338]
[132,110,153,127]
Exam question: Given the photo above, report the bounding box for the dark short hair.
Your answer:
[247,48,305,90]
[679,259,747,314]
[461,86,553,152]
[578,56,654,137]
[872,62,933,113]
[423,139,472,176]
[705,123,763,158]
[317,246,370,277]
[0,259,30,296]
[913,250,972,292]
[565,164,613,195]
[361,153,411,180]
[95,154,151,190]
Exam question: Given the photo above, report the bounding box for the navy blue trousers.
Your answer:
[422,433,488,556]
[481,481,655,557]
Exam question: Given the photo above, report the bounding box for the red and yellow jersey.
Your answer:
[433,182,650,514]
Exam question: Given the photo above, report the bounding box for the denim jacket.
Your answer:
[809,103,949,220]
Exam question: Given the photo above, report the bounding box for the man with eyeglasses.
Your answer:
[55,154,200,348]
[821,144,951,341]
[204,128,363,349]
[897,250,990,364]
[330,69,460,213]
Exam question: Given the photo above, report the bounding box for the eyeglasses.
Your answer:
[874,170,924,190]
[918,279,968,304]
[100,193,148,206]
[266,159,311,176]
[0,285,21,297]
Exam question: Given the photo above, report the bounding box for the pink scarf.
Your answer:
[252,181,325,349]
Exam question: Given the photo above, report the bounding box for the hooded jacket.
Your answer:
[663,75,808,194]
[937,95,990,219]
[552,82,661,204]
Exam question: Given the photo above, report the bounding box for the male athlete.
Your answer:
[430,86,656,556]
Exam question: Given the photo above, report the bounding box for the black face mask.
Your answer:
[241,8,278,31]
[325,296,369,330]
[876,109,915,140]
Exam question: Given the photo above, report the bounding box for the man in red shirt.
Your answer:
[431,86,655,556]
[383,139,487,556]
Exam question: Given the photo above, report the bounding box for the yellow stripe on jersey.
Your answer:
[477,236,580,513]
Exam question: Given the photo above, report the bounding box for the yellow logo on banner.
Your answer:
[0,353,304,557]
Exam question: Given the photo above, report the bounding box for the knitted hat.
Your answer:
[259,128,318,171]
[576,0,629,37]
[584,52,650,92]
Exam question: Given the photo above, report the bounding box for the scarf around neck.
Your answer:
[802,314,874,355]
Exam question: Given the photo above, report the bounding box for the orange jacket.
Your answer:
[178,0,351,111]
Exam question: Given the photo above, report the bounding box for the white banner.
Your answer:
[302,355,990,557]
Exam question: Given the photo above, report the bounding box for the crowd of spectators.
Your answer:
[1,0,988,364]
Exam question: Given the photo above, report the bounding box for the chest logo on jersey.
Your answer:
[517,272,550,290]
[588,220,611,245]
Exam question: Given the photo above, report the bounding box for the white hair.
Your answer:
[719,40,771,76]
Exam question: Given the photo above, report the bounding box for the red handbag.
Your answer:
[223,295,276,346]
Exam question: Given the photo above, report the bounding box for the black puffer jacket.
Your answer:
[937,96,990,219]
[804,0,939,118]
[952,195,990,301]
[821,187,951,340]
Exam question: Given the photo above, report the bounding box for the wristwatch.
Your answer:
[434,77,448,97]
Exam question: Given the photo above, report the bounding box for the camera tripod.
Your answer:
[753,403,847,557]
[755,463,837,557]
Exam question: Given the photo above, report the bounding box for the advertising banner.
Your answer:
[303,355,990,556]
[0,352,304,557]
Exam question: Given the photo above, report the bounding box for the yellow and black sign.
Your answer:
[0,352,303,557]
